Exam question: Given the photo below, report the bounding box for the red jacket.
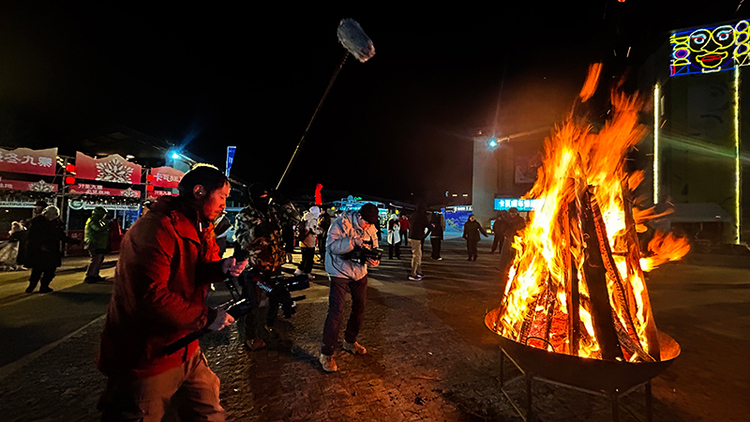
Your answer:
[98,197,224,378]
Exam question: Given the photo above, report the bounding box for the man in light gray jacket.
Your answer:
[319,203,380,372]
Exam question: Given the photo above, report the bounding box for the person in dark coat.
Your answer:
[491,211,509,253]
[430,212,444,260]
[462,214,488,261]
[25,206,79,293]
[17,200,48,268]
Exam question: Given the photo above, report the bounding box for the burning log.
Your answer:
[541,275,558,349]
[621,184,661,361]
[578,185,624,361]
[565,195,581,357]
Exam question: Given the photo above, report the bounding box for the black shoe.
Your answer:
[39,287,53,293]
[84,276,98,284]
[25,285,35,293]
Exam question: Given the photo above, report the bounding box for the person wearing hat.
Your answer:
[319,202,380,372]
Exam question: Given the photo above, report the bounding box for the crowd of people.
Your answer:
[0,200,127,293]
[1,164,530,420]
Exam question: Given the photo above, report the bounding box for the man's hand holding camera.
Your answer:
[222,256,248,277]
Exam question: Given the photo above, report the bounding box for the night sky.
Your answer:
[0,1,747,202]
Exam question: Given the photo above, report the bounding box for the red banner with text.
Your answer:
[0,178,58,193]
[75,152,142,184]
[0,147,57,176]
[69,183,142,198]
[150,166,184,189]
[147,189,177,200]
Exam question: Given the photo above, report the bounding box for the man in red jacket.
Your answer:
[97,165,247,421]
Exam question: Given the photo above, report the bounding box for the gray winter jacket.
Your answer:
[325,211,379,280]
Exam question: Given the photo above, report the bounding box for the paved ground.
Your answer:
[0,238,748,421]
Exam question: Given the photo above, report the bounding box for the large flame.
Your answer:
[492,69,690,360]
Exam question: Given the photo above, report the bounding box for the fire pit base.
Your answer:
[486,309,681,421]
[498,346,654,422]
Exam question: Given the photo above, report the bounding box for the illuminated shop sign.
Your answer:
[670,19,750,76]
[494,198,542,211]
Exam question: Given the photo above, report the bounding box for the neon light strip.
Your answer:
[734,68,742,243]
[654,84,660,205]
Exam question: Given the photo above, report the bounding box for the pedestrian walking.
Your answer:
[97,165,247,421]
[319,203,380,373]
[398,215,409,246]
[25,206,79,293]
[84,206,110,283]
[296,205,322,280]
[463,214,487,261]
[408,205,431,280]
[387,216,401,259]
[0,221,25,270]
[430,212,444,260]
[491,211,509,253]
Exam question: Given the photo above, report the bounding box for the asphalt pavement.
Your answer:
[0,238,748,421]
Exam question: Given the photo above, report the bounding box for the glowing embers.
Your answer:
[488,70,690,362]
[670,19,750,76]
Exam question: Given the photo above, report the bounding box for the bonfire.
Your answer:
[488,65,690,363]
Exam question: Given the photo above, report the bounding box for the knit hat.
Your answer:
[43,205,60,220]
[358,203,379,224]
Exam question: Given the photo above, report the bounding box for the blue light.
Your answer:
[488,137,498,148]
[171,153,180,159]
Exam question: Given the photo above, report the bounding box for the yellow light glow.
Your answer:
[734,68,742,243]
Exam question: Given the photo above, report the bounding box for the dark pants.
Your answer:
[86,249,106,277]
[399,230,408,246]
[430,238,442,259]
[388,243,400,259]
[298,247,314,273]
[466,239,479,259]
[491,235,505,253]
[321,275,368,356]
[317,235,327,263]
[28,265,57,290]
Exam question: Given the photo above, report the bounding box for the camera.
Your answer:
[342,246,382,265]
[226,265,310,320]
[255,273,310,319]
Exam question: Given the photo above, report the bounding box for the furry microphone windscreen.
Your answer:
[337,19,375,63]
